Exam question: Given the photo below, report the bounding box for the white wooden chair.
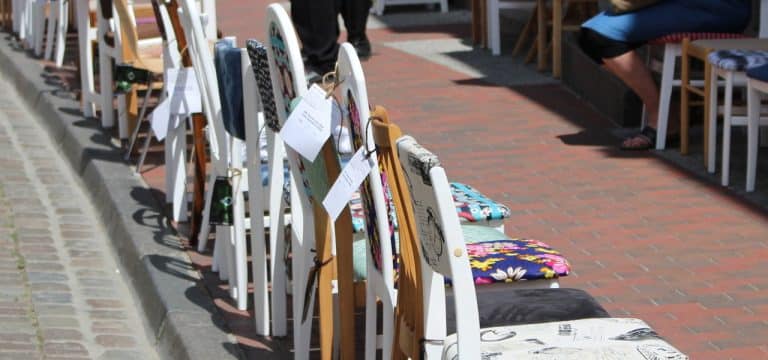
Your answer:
[370,108,687,359]
[265,4,360,358]
[374,0,446,16]
[177,0,246,308]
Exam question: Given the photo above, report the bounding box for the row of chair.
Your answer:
[178,2,686,358]
[6,1,688,358]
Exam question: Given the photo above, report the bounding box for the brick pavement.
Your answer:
[0,73,158,359]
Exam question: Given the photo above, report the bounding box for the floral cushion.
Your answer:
[708,49,768,71]
[461,225,570,284]
[451,182,510,223]
[351,224,570,283]
[442,318,687,360]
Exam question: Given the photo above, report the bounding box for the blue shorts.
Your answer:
[582,0,751,43]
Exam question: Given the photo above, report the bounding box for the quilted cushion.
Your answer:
[747,63,768,82]
[648,32,746,45]
[451,182,510,223]
[445,287,609,334]
[442,318,687,360]
[213,40,245,140]
[708,49,768,71]
[461,225,571,284]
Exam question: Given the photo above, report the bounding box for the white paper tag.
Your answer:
[322,148,373,221]
[166,67,202,115]
[150,99,171,140]
[279,84,332,162]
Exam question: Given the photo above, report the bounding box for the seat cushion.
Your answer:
[747,63,768,82]
[648,32,746,45]
[462,225,571,284]
[708,49,768,71]
[445,287,610,334]
[451,182,510,223]
[442,318,687,359]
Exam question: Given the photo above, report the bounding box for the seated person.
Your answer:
[579,0,751,150]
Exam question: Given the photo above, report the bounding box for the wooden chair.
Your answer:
[370,106,687,359]
[43,0,68,66]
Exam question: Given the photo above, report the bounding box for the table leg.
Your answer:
[552,0,562,78]
[703,60,712,165]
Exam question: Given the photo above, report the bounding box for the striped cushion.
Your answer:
[648,32,747,45]
[708,49,768,71]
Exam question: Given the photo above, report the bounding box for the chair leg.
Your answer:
[487,0,500,55]
[44,0,55,59]
[655,44,675,150]
[721,71,733,186]
[747,85,761,192]
[268,134,288,336]
[680,39,691,155]
[196,172,216,250]
[53,0,67,66]
[511,6,536,57]
[76,0,95,117]
[364,285,377,360]
[708,68,719,174]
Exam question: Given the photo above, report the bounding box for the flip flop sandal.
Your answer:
[620,126,656,151]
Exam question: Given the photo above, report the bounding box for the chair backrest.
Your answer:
[337,43,396,294]
[150,0,182,68]
[371,106,482,359]
[176,0,228,170]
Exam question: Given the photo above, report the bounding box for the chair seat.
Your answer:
[747,63,768,82]
[451,182,510,223]
[350,224,571,283]
[648,32,746,45]
[462,225,570,284]
[442,317,687,359]
[708,49,768,71]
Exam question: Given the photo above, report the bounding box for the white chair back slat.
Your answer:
[264,4,313,358]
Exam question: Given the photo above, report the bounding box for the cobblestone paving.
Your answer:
[0,74,158,359]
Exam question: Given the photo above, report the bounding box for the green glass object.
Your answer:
[209,176,233,226]
[114,63,151,94]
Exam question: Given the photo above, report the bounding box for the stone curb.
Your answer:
[0,33,244,360]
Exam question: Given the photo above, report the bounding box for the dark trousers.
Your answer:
[291,0,372,73]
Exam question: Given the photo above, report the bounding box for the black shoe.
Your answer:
[350,37,372,60]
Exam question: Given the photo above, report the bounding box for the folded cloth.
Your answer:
[708,49,768,71]
[214,39,246,140]
[747,63,768,82]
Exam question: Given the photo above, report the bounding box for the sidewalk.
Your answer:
[2,2,768,359]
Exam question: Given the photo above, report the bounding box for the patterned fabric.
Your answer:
[747,63,768,82]
[350,190,365,233]
[451,182,510,223]
[463,225,570,284]
[649,32,747,45]
[245,39,280,132]
[443,318,687,360]
[709,49,768,71]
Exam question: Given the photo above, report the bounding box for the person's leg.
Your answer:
[340,0,372,58]
[291,0,340,74]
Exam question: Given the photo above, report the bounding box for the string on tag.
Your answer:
[363,115,382,159]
